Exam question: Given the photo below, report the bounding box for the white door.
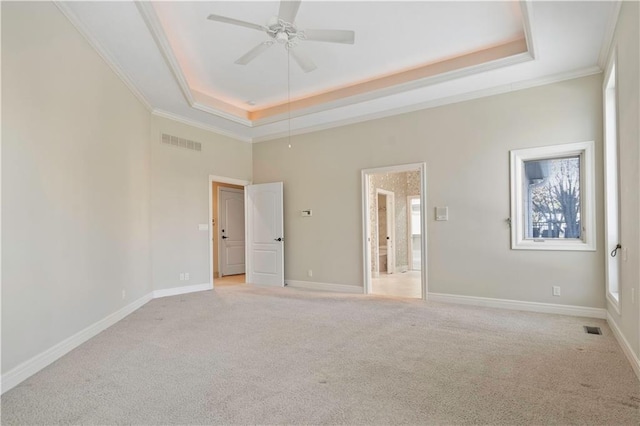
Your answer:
[219,187,245,276]
[246,182,284,286]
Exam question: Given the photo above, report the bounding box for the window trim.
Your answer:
[603,50,621,313]
[510,141,596,251]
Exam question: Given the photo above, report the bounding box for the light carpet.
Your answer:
[2,285,639,425]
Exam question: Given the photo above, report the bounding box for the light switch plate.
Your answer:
[435,207,448,221]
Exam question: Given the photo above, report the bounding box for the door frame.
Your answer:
[218,186,245,277]
[209,175,251,288]
[361,163,428,300]
[375,188,395,276]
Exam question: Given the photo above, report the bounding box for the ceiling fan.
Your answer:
[207,0,355,73]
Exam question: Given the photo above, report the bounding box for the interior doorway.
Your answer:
[219,187,245,276]
[209,175,250,287]
[362,163,427,299]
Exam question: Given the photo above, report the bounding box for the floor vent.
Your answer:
[584,326,602,335]
[161,133,202,152]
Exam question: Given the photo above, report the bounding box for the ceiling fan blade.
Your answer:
[207,14,265,32]
[235,42,274,65]
[278,0,301,23]
[303,29,355,44]
[289,47,317,73]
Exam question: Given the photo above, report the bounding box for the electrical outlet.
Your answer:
[122,290,126,300]
[552,286,561,296]
[308,269,313,277]
[180,273,185,281]
[185,272,190,281]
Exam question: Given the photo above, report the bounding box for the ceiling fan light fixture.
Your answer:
[276,31,289,44]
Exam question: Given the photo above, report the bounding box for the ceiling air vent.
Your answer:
[161,133,202,152]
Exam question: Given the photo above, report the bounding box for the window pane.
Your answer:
[523,156,581,239]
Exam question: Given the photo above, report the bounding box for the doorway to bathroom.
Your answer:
[361,163,427,299]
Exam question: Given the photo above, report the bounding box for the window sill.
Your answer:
[512,238,596,251]
[607,292,620,314]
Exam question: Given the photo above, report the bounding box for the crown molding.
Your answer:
[54,1,153,112]
[520,0,537,60]
[135,2,194,107]
[151,109,252,143]
[597,0,622,69]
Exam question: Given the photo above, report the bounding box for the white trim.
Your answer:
[286,280,363,294]
[1,292,153,394]
[192,102,253,127]
[54,2,153,112]
[607,312,640,380]
[218,187,245,277]
[520,1,537,60]
[510,141,596,251]
[429,292,606,319]
[208,175,251,289]
[151,110,252,143]
[602,50,621,314]
[152,282,212,299]
[362,163,428,300]
[135,2,194,106]
[597,1,622,69]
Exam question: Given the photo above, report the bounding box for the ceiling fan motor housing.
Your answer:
[267,17,301,47]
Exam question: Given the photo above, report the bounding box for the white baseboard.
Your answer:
[1,292,153,394]
[428,292,607,319]
[153,282,212,298]
[2,282,214,395]
[607,312,640,380]
[286,280,363,294]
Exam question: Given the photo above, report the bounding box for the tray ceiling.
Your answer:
[56,1,618,142]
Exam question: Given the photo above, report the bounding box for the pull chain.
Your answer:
[287,47,292,149]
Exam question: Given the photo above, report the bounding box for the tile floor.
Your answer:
[371,270,422,299]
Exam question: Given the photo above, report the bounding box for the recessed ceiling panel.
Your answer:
[152,1,525,110]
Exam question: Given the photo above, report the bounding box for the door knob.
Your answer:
[222,236,228,239]
[274,237,283,242]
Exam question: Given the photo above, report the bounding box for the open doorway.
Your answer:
[362,163,427,299]
[209,175,250,288]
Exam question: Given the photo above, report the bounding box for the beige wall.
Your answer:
[2,2,151,373]
[149,116,252,291]
[1,2,254,377]
[253,74,605,308]
[606,1,640,359]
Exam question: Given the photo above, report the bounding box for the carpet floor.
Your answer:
[2,285,639,425]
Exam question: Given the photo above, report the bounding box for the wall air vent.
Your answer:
[161,133,202,152]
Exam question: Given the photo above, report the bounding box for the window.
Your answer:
[603,54,620,309]
[510,142,595,251]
